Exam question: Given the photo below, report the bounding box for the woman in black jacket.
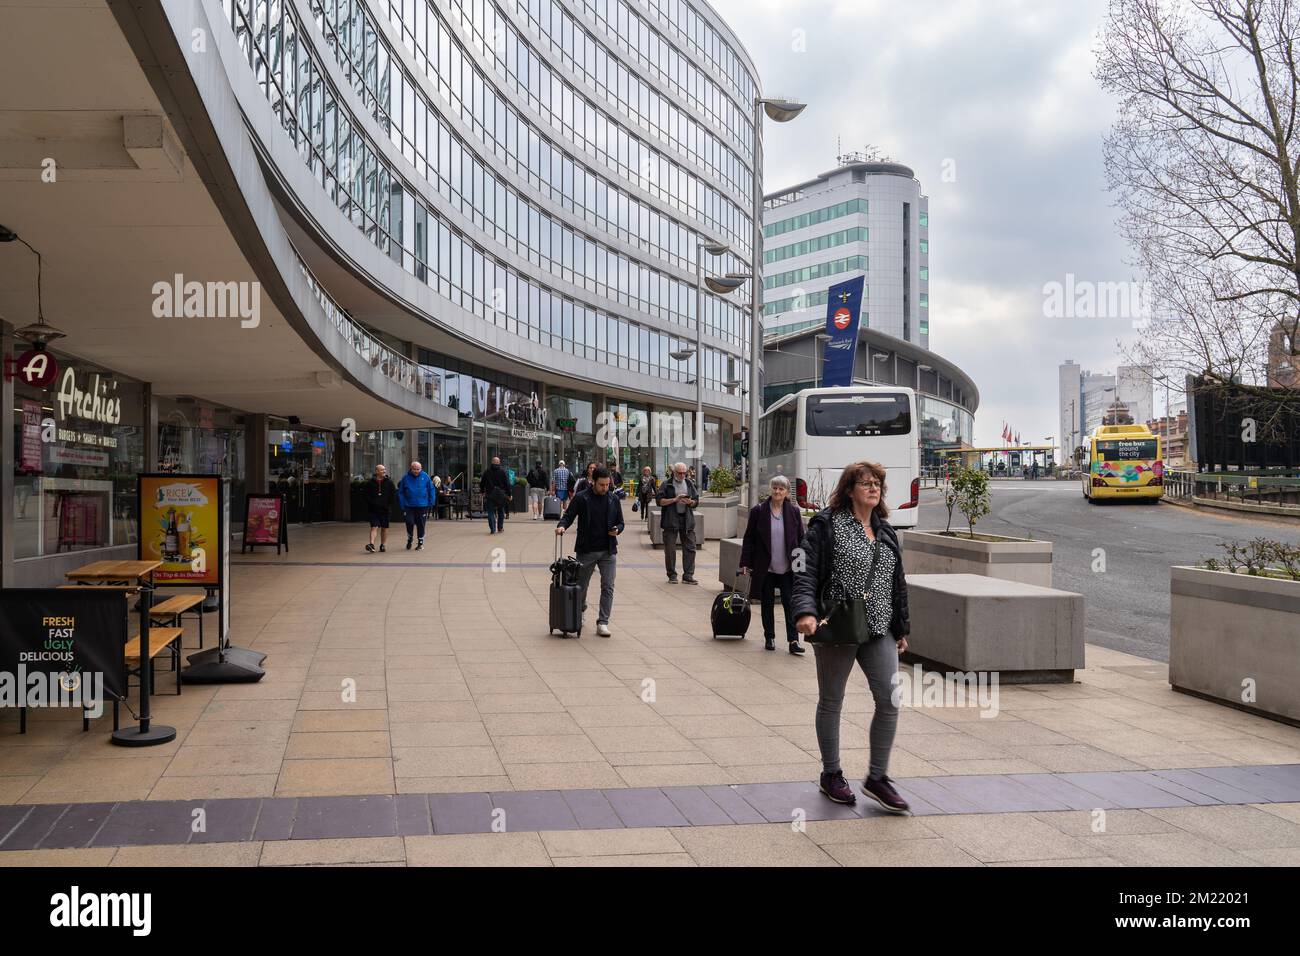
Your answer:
[791,460,911,814]
[739,475,806,654]
[363,464,398,553]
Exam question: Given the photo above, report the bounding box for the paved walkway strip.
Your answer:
[1,764,1296,850]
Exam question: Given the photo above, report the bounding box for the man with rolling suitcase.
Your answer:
[555,466,624,638]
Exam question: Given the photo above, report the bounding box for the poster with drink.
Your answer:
[243,494,286,553]
[137,474,221,586]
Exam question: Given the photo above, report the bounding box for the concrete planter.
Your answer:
[904,573,1084,683]
[717,538,751,594]
[697,495,741,539]
[1169,566,1300,724]
[902,530,1053,587]
[647,507,706,548]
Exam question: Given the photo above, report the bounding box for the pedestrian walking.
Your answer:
[527,462,549,519]
[698,459,711,494]
[398,460,435,550]
[790,460,911,814]
[363,464,398,553]
[551,460,573,511]
[572,461,598,498]
[607,458,624,491]
[555,466,624,637]
[479,456,512,534]
[636,466,657,521]
[740,475,806,654]
[657,461,700,584]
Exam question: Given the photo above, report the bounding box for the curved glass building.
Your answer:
[216,0,758,478]
[0,0,762,583]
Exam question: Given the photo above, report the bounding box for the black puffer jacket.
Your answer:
[790,507,910,641]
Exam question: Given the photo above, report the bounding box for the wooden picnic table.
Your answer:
[63,558,174,746]
[64,560,162,586]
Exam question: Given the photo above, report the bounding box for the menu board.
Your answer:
[244,494,286,551]
[21,400,43,472]
[137,474,222,587]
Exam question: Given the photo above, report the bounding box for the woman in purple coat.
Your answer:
[739,475,807,654]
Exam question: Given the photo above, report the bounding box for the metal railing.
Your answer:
[294,250,441,403]
[1167,470,1300,508]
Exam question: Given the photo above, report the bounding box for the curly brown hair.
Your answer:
[827,461,890,518]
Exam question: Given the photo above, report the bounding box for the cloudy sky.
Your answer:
[710,0,1146,449]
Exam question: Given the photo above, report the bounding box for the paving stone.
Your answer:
[291,795,397,840]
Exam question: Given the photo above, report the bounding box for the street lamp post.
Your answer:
[724,377,747,496]
[677,242,741,476]
[748,97,806,509]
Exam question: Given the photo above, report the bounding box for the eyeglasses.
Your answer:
[855,480,882,490]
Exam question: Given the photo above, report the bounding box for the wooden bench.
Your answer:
[149,593,206,648]
[124,627,184,696]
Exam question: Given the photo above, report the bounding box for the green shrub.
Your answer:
[708,467,737,495]
[951,467,991,538]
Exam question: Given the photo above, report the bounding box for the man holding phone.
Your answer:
[657,461,700,584]
[556,466,624,637]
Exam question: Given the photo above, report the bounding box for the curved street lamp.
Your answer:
[748,97,807,506]
[692,240,741,468]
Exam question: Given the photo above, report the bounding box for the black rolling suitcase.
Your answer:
[548,536,584,638]
[543,495,563,520]
[711,571,752,640]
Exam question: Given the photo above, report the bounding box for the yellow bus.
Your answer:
[1082,424,1164,503]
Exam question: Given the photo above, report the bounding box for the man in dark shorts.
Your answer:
[364,464,398,552]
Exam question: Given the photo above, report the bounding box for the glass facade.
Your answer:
[764,198,868,238]
[269,422,337,522]
[765,227,869,265]
[219,0,752,393]
[764,287,869,317]
[764,255,868,291]
[10,353,146,559]
[156,398,248,522]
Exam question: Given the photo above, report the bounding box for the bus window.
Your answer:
[1095,439,1158,461]
[761,402,797,457]
[806,394,910,437]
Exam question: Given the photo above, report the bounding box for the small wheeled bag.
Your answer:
[710,570,752,640]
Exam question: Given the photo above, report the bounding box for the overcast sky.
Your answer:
[710,0,1144,449]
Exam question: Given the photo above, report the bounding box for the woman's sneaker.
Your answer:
[861,775,910,814]
[819,771,856,805]
[365,544,376,553]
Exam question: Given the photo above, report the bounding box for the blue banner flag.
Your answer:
[821,276,865,387]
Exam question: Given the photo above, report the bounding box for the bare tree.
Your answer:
[1098,0,1300,417]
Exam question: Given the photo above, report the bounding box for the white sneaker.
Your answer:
[596,623,611,638]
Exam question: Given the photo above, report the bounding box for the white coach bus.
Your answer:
[756,386,921,526]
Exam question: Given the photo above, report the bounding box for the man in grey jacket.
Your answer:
[657,461,700,584]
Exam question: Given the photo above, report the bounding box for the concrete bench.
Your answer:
[903,573,1084,683]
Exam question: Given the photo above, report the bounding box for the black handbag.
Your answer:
[814,538,883,645]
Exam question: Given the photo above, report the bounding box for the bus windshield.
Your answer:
[806,394,911,437]
[1096,438,1158,461]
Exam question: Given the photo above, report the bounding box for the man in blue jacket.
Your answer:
[555,467,624,637]
[398,460,436,551]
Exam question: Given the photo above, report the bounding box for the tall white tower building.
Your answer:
[762,155,930,349]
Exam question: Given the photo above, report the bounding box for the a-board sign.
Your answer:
[243,493,288,554]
